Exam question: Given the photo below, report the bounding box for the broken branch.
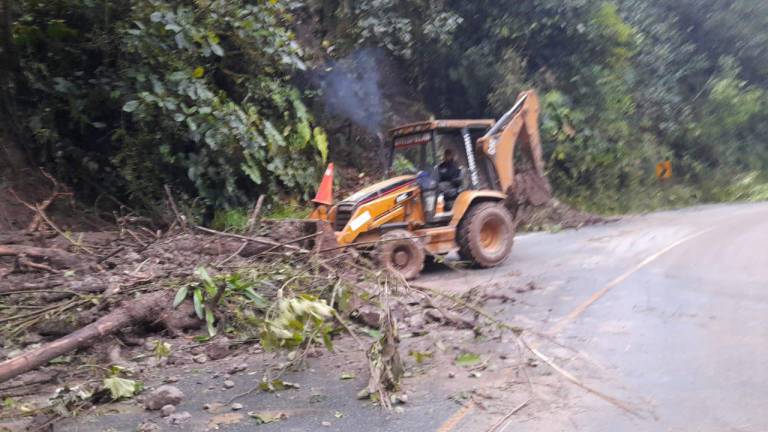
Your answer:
[164,184,188,231]
[410,283,637,416]
[0,244,84,269]
[246,194,266,234]
[0,290,171,384]
[516,337,636,414]
[193,225,308,253]
[34,206,96,254]
[486,398,531,432]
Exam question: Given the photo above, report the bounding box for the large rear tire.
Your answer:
[457,202,515,268]
[374,230,425,280]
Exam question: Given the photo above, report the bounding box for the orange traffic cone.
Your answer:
[312,163,334,206]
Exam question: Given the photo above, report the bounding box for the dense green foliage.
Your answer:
[309,0,768,211]
[6,0,326,214]
[3,0,768,215]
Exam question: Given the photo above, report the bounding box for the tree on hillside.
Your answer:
[3,0,768,215]
[0,0,28,173]
[7,0,328,215]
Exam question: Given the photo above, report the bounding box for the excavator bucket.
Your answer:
[477,90,552,208]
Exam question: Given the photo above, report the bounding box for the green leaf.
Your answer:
[244,288,268,308]
[339,372,356,380]
[205,308,217,336]
[242,157,263,185]
[186,117,198,132]
[313,127,328,162]
[322,330,334,352]
[195,266,216,290]
[248,411,286,424]
[193,288,204,319]
[258,379,299,392]
[153,341,172,359]
[103,377,142,400]
[169,71,187,81]
[454,352,482,367]
[173,286,189,308]
[297,121,311,146]
[410,350,433,364]
[193,66,205,78]
[211,43,224,57]
[263,120,286,149]
[122,100,139,112]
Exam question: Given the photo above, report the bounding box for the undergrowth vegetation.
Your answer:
[210,202,310,232]
[4,0,328,215]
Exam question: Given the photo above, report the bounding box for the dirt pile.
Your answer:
[516,198,607,231]
[509,169,606,232]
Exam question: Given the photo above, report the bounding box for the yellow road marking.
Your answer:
[435,402,475,432]
[436,226,715,431]
[546,227,714,336]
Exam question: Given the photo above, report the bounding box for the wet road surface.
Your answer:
[421,201,768,431]
[64,202,768,431]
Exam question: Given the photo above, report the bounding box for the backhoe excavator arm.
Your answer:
[477,90,551,206]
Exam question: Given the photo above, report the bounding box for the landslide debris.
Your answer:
[0,191,412,427]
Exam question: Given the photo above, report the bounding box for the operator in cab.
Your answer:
[438,149,461,184]
[437,149,462,210]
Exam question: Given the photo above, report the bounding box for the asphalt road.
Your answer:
[63,202,768,431]
[420,201,768,432]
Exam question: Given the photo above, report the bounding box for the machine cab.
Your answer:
[387,120,497,222]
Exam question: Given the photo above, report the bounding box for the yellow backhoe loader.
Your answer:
[309,90,551,279]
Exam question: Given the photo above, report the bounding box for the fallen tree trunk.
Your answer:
[0,279,63,295]
[0,231,44,245]
[0,244,83,268]
[0,289,171,384]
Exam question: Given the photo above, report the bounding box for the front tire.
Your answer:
[374,230,425,280]
[457,202,515,268]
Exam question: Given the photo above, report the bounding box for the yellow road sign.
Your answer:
[656,160,672,180]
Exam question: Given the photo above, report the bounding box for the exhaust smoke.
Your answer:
[313,48,386,136]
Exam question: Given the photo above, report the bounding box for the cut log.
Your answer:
[0,279,63,295]
[0,290,171,384]
[0,231,39,245]
[40,277,109,301]
[0,244,82,268]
